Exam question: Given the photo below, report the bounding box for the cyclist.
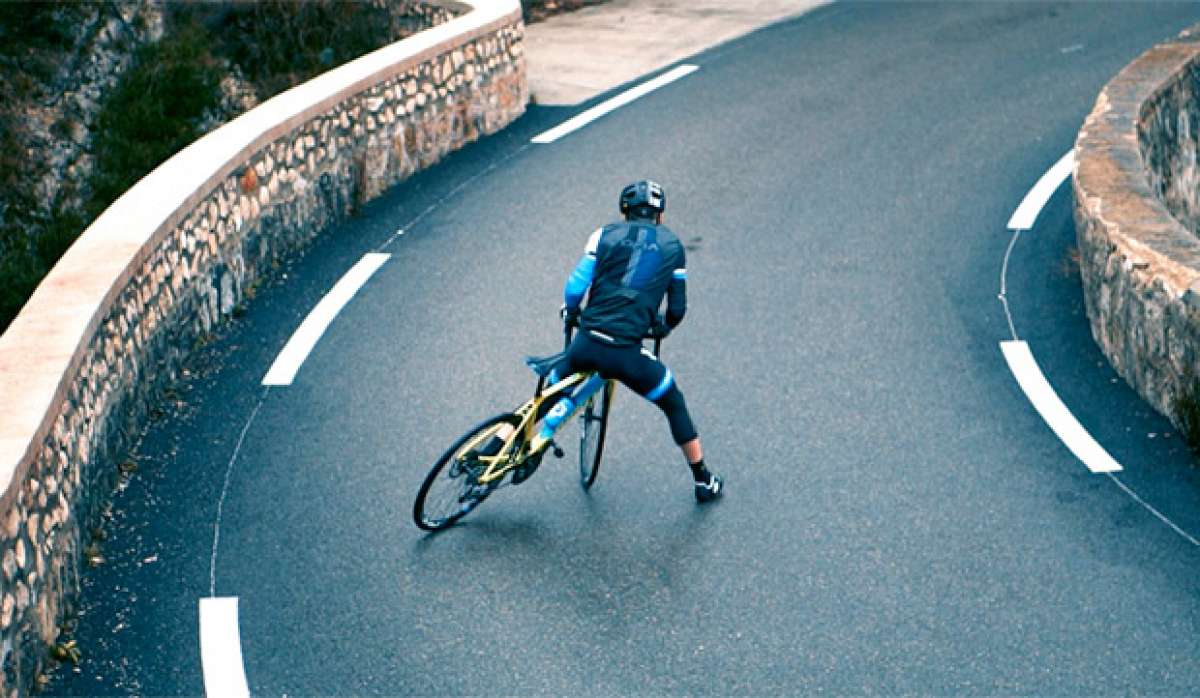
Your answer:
[550,180,723,502]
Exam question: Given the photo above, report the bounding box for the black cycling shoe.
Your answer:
[694,474,724,503]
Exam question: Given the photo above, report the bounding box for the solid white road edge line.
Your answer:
[1106,473,1200,546]
[531,64,699,144]
[199,597,251,698]
[1001,340,1122,473]
[1007,150,1074,230]
[262,252,391,386]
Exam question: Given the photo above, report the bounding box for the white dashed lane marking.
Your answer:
[999,149,1122,474]
[263,252,390,386]
[1007,150,1074,231]
[199,597,251,698]
[1001,340,1122,473]
[531,64,699,144]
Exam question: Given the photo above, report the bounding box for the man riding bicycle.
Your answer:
[552,180,723,502]
[472,180,722,502]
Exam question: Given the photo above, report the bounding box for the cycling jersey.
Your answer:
[564,218,687,346]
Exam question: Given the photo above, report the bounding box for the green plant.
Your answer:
[0,2,88,89]
[86,23,224,221]
[180,1,396,98]
[0,247,46,328]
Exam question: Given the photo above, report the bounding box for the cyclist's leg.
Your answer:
[529,333,614,446]
[613,345,720,497]
[474,340,588,457]
[649,382,720,498]
[588,343,708,471]
[550,334,722,499]
[534,334,590,426]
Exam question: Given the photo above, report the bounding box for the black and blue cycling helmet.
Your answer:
[619,180,665,219]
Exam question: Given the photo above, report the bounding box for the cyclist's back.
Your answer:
[579,220,686,347]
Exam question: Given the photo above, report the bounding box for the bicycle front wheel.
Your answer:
[413,413,519,531]
[578,381,613,490]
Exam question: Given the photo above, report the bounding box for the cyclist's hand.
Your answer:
[646,318,671,339]
[560,304,581,328]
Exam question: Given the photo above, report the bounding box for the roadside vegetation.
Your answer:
[0,2,93,332]
[0,1,419,334]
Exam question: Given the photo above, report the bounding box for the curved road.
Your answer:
[53,2,1200,695]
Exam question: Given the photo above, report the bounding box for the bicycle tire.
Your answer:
[578,381,613,490]
[413,413,520,531]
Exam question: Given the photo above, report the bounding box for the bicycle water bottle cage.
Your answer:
[524,351,566,378]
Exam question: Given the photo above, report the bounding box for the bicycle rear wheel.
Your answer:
[414,414,519,531]
[578,381,613,490]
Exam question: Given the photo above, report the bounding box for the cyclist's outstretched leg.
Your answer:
[570,331,723,502]
[649,380,722,502]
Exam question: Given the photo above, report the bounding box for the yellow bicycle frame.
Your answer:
[462,371,607,485]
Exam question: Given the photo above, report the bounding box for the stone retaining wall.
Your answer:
[1073,26,1200,426]
[0,1,524,693]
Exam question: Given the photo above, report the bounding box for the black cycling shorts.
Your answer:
[552,331,697,444]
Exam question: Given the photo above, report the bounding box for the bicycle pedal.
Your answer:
[551,442,564,458]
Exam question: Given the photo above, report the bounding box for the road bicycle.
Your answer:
[413,324,661,531]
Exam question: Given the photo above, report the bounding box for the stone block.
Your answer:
[3,511,16,541]
[0,595,12,629]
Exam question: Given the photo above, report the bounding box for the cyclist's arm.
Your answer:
[564,228,603,310]
[665,249,687,329]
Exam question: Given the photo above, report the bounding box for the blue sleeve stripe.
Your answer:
[645,368,674,401]
[564,253,596,307]
[672,268,687,280]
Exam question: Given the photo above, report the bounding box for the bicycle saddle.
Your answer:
[524,351,565,378]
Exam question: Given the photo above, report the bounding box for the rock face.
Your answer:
[36,3,165,215]
[0,3,526,694]
[1073,25,1200,426]
[2,2,164,257]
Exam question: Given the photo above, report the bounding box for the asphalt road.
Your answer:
[50,2,1200,695]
